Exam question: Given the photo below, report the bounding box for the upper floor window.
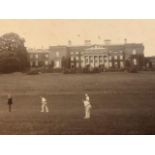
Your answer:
[76,56,79,60]
[71,56,74,61]
[56,51,60,57]
[132,49,137,55]
[35,54,38,59]
[76,51,79,55]
[114,55,118,60]
[120,55,123,60]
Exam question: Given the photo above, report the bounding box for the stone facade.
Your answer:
[82,46,108,69]
[28,42,145,71]
[68,45,91,68]
[28,49,49,67]
[48,46,69,69]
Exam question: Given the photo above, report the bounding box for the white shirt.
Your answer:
[84,100,90,107]
[41,97,47,104]
[86,95,90,101]
[84,95,91,107]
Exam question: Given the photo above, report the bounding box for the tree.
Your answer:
[50,60,54,69]
[0,32,29,73]
[125,59,131,70]
[62,56,71,69]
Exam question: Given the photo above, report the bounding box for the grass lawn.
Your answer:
[0,71,155,134]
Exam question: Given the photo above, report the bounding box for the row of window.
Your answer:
[30,48,137,60]
[109,50,123,54]
[71,61,125,68]
[70,49,137,56]
[30,49,137,61]
[104,49,137,55]
[29,61,126,68]
[30,54,49,59]
[70,55,124,61]
[109,62,124,67]
[30,60,61,67]
[30,60,49,66]
[31,59,137,68]
[30,51,60,59]
[70,51,80,55]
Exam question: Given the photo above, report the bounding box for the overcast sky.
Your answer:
[0,19,155,56]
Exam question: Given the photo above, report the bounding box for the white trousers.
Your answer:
[84,105,91,119]
[41,103,49,112]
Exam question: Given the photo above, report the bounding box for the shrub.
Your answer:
[27,69,39,75]
[92,67,101,73]
[63,68,76,74]
[128,67,138,73]
[82,67,101,73]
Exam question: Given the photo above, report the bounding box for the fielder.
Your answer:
[7,93,13,112]
[40,96,49,113]
[83,93,92,119]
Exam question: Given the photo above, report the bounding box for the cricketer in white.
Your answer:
[83,93,92,119]
[40,96,49,113]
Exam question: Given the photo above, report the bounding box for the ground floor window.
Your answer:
[55,60,60,68]
[120,61,124,68]
[45,60,49,66]
[133,58,137,65]
[76,63,79,68]
[109,62,112,67]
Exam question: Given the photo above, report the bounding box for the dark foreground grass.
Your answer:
[0,93,155,134]
[0,72,155,134]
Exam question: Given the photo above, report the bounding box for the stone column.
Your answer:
[102,56,104,65]
[83,56,85,68]
[107,54,109,69]
[88,56,90,65]
[93,56,95,68]
[103,55,107,68]
[85,56,88,65]
[97,56,99,67]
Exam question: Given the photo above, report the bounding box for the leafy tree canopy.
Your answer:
[0,32,29,73]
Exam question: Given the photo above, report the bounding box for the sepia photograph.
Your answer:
[0,19,154,135]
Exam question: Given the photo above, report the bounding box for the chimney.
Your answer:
[104,39,111,45]
[68,40,72,46]
[84,40,91,46]
[124,38,127,44]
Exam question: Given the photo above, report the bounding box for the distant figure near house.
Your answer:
[40,96,49,113]
[83,93,92,119]
[7,94,13,112]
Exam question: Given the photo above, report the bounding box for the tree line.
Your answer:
[0,32,29,73]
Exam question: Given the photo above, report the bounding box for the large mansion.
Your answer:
[28,40,145,70]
